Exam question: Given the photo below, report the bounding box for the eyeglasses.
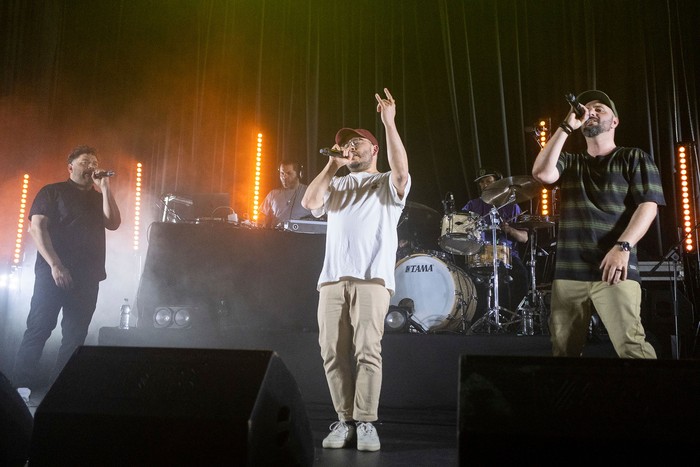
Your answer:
[341,138,368,151]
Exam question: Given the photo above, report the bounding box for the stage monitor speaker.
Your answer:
[30,346,313,466]
[458,355,700,465]
[0,370,33,467]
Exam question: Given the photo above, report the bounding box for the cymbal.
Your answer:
[405,201,439,215]
[480,175,543,206]
[399,202,440,229]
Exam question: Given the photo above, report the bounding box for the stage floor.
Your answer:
[23,392,458,467]
[20,330,700,466]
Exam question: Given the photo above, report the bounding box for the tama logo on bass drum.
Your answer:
[404,263,434,273]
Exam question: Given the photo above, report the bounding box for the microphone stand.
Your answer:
[647,221,700,360]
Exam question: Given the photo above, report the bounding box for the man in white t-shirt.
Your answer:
[302,88,410,452]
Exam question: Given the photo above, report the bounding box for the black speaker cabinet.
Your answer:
[30,346,313,466]
[459,355,700,465]
[0,370,33,467]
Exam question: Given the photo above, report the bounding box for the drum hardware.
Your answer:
[515,221,550,336]
[587,312,607,341]
[469,207,521,334]
[441,191,456,216]
[512,214,555,231]
[391,253,477,333]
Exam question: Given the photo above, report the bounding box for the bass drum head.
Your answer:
[391,253,476,332]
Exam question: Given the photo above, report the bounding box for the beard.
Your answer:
[348,155,372,172]
[582,117,613,137]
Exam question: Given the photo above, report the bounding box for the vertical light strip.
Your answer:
[540,188,550,216]
[677,143,696,252]
[252,133,263,222]
[536,118,551,149]
[13,174,30,265]
[133,162,142,251]
[531,118,553,217]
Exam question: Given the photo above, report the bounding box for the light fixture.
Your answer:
[384,303,427,334]
[385,306,411,333]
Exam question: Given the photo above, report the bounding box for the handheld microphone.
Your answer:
[319,148,344,157]
[565,93,586,118]
[93,170,115,179]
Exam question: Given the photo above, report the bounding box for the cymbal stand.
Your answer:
[470,206,521,334]
[516,226,549,336]
[453,288,475,334]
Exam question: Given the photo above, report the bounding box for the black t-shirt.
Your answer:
[29,179,107,282]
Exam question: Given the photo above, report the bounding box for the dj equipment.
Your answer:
[283,219,327,234]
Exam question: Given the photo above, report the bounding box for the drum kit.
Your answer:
[392,175,556,335]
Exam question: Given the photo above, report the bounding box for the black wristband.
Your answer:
[559,122,573,135]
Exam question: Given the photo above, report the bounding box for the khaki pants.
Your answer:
[550,279,656,358]
[317,280,389,422]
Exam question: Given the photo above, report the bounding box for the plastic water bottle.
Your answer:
[119,298,132,329]
[522,308,534,336]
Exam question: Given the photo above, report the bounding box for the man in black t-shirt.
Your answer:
[12,145,121,401]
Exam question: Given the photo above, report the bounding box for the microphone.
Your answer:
[442,192,455,215]
[565,93,586,118]
[93,170,115,179]
[319,148,344,157]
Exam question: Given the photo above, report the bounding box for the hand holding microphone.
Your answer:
[565,93,586,119]
[561,92,588,135]
[319,147,344,158]
[93,170,115,179]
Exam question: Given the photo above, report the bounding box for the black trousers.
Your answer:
[12,273,99,389]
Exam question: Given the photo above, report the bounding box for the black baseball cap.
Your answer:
[474,167,502,182]
[577,90,618,117]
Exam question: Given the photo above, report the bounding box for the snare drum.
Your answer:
[391,253,477,331]
[439,211,484,255]
[467,244,511,272]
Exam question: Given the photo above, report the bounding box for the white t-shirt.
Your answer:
[314,171,410,294]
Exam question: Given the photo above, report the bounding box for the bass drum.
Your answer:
[391,253,477,332]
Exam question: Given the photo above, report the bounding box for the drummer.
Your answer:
[461,167,529,312]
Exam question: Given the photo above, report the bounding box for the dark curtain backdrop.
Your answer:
[1,0,698,263]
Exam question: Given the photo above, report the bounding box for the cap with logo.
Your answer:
[474,167,503,183]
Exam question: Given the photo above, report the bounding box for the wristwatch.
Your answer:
[616,241,632,252]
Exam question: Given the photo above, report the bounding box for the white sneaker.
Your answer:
[17,387,31,404]
[322,420,356,449]
[356,422,381,451]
